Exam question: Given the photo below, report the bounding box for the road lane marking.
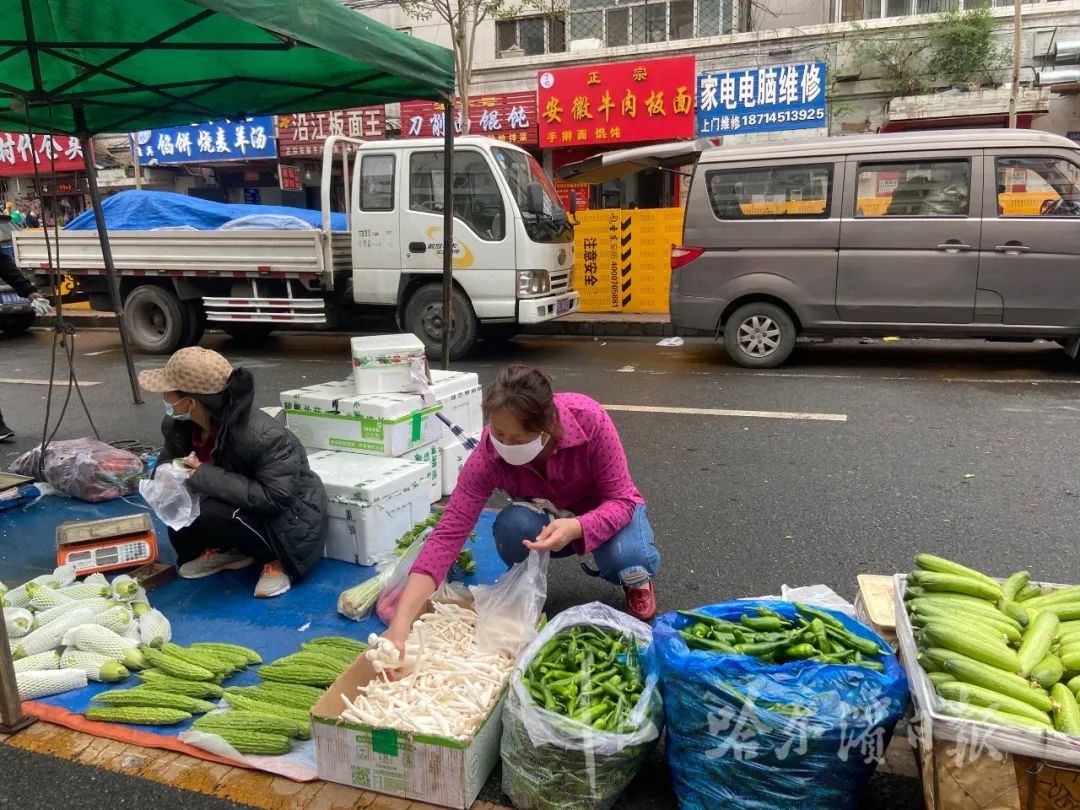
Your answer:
[603,404,847,422]
[0,377,101,386]
[83,349,118,356]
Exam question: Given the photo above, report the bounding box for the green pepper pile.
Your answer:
[521,625,644,732]
[678,603,888,670]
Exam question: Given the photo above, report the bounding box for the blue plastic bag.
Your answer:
[654,600,909,810]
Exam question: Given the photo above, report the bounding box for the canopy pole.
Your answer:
[0,604,34,733]
[441,97,454,371]
[83,134,143,405]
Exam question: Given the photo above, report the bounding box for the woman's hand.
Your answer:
[184,452,202,476]
[523,517,582,554]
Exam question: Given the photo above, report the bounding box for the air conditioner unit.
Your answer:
[570,37,602,51]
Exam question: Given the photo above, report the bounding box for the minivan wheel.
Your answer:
[723,303,797,368]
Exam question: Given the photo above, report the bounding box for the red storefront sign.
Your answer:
[0,133,85,176]
[538,56,696,148]
[279,165,302,191]
[399,92,539,146]
[276,108,385,157]
[555,181,591,212]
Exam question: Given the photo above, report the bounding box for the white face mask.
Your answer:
[491,432,548,466]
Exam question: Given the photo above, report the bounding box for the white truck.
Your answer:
[13,135,579,358]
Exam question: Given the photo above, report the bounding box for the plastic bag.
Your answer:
[9,438,143,502]
[138,463,200,530]
[374,530,430,625]
[781,584,857,618]
[471,550,548,656]
[501,602,662,810]
[654,600,908,810]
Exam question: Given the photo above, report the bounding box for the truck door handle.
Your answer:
[994,243,1030,254]
[936,241,971,253]
[408,242,427,253]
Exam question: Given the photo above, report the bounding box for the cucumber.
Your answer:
[1052,683,1080,735]
[1032,604,1080,622]
[909,597,1022,629]
[911,572,1001,602]
[913,555,1000,590]
[1067,673,1080,697]
[922,623,1020,673]
[999,601,1030,627]
[1024,586,1080,610]
[910,607,1022,644]
[1002,571,1031,603]
[1019,612,1060,677]
[935,680,1054,727]
[1016,583,1044,603]
[937,698,1054,731]
[1031,653,1065,690]
[935,648,1054,711]
[928,671,954,689]
[913,615,1018,649]
[1061,650,1080,673]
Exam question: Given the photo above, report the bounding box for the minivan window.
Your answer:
[705,165,832,220]
[856,160,970,217]
[359,155,394,212]
[410,151,505,241]
[996,156,1080,217]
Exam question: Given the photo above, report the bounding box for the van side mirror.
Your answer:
[526,182,545,216]
[568,190,578,216]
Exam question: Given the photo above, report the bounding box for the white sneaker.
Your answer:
[254,561,291,598]
[178,549,255,579]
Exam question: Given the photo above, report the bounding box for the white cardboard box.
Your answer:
[399,442,441,504]
[312,616,507,809]
[351,334,428,396]
[323,482,431,565]
[306,449,429,502]
[286,393,442,457]
[280,380,355,414]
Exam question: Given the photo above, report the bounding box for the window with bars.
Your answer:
[496,15,568,56]
[567,0,735,46]
[841,0,1038,22]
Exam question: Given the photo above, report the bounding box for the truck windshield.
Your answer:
[492,147,573,244]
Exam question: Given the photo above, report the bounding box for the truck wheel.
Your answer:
[221,323,274,342]
[722,302,797,369]
[404,284,478,360]
[123,285,186,354]
[0,312,36,335]
[181,301,206,347]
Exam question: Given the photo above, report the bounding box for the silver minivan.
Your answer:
[671,129,1080,367]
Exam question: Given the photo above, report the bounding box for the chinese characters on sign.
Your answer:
[555,181,590,214]
[130,117,276,165]
[279,165,302,192]
[0,134,85,176]
[697,62,827,137]
[538,56,697,148]
[276,107,385,157]
[399,92,538,146]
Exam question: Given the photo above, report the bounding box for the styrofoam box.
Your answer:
[439,432,481,497]
[280,380,355,414]
[351,334,427,396]
[429,369,482,435]
[286,392,442,457]
[323,482,431,565]
[399,442,441,504]
[306,449,429,502]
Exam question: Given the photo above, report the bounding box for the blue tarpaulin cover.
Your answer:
[64,190,347,232]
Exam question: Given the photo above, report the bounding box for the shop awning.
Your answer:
[0,0,455,135]
[555,139,714,184]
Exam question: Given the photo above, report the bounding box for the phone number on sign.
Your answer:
[742,108,825,127]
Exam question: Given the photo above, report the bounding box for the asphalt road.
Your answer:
[5,327,1080,808]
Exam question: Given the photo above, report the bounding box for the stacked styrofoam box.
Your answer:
[428,369,483,499]
[439,432,482,497]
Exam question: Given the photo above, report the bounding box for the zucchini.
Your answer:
[909,596,1022,629]
[910,607,1022,644]
[1061,650,1080,673]
[1019,612,1060,677]
[911,572,1001,602]
[999,601,1029,627]
[1031,653,1065,690]
[928,671,954,688]
[1024,586,1080,610]
[1002,571,1031,603]
[1052,683,1080,735]
[1032,604,1080,623]
[1016,583,1044,603]
[935,680,1054,727]
[937,698,1053,731]
[1067,673,1080,697]
[935,648,1054,711]
[919,651,946,673]
[914,555,1000,590]
[922,623,1020,673]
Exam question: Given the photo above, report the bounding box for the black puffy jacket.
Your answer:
[157,370,327,581]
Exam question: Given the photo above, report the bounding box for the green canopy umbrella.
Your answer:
[0,0,457,403]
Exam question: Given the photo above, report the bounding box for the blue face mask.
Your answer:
[165,398,192,422]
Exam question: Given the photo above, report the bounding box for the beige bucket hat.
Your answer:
[138,347,234,394]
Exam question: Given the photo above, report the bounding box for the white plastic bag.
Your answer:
[471,550,549,656]
[782,583,857,618]
[374,529,431,624]
[138,463,200,530]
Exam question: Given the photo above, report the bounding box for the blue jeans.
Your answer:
[493,502,660,586]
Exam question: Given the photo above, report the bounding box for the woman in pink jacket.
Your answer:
[386,364,660,651]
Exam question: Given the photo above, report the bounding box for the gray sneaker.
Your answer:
[178,549,255,579]
[254,561,291,598]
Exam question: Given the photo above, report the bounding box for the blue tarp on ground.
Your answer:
[1,494,501,738]
[63,190,348,232]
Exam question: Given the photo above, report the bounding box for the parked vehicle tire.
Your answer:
[404,283,478,361]
[0,312,35,335]
[123,285,186,355]
[221,323,274,342]
[722,302,797,368]
[181,300,206,347]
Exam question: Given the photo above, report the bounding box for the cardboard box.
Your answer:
[351,334,428,396]
[306,450,429,502]
[399,442,442,504]
[323,482,431,565]
[286,393,442,457]
[312,618,507,809]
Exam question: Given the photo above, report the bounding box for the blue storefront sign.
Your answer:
[131,117,277,164]
[697,62,827,137]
